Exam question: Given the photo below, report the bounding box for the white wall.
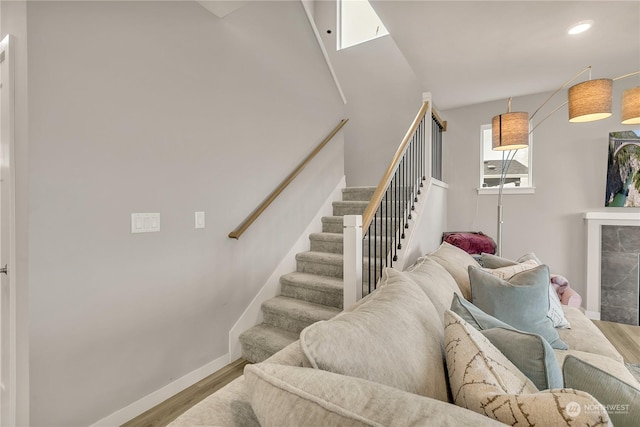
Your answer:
[443,77,640,300]
[0,1,30,424]
[24,1,345,425]
[313,0,425,187]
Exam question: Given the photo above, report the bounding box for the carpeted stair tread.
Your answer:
[239,324,299,363]
[280,272,343,308]
[262,296,340,328]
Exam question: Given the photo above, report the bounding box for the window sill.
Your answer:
[476,187,536,195]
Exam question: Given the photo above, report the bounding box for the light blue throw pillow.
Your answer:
[564,355,640,427]
[450,294,563,390]
[468,264,568,350]
[481,327,563,390]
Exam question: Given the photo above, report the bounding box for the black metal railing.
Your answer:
[431,112,444,180]
[360,102,430,296]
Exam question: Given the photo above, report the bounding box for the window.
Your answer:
[338,0,389,50]
[479,124,534,193]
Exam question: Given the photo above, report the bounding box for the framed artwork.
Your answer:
[605,130,640,207]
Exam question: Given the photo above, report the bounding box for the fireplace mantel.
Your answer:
[584,211,640,320]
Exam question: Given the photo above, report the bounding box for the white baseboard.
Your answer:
[227,175,346,360]
[585,310,601,320]
[90,353,230,427]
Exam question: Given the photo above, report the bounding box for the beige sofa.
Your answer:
[170,243,639,426]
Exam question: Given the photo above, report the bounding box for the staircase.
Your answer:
[238,186,376,363]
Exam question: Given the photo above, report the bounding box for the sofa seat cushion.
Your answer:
[405,255,462,324]
[564,355,640,427]
[428,242,479,300]
[469,264,568,349]
[445,310,611,426]
[168,376,259,427]
[558,306,624,363]
[244,363,505,427]
[300,267,448,401]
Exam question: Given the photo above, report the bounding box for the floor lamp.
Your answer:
[491,67,640,256]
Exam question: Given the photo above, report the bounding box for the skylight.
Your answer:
[338,0,389,50]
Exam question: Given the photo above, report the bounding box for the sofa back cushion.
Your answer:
[300,268,449,402]
[405,255,461,324]
[428,242,478,300]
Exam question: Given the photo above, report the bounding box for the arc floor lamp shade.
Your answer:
[492,112,529,150]
[568,78,613,122]
[622,86,640,124]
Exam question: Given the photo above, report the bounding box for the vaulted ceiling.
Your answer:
[370,1,640,110]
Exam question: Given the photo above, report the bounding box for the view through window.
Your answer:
[480,124,532,189]
[338,0,389,50]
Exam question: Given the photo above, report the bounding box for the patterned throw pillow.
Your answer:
[444,310,612,426]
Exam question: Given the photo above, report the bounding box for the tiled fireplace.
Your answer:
[585,212,640,323]
[600,225,640,325]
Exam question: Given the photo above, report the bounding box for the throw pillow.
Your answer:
[481,256,571,329]
[444,310,611,426]
[428,242,479,300]
[483,258,539,279]
[450,294,563,390]
[450,293,513,330]
[300,267,449,401]
[244,363,506,427]
[480,327,563,390]
[480,252,541,269]
[405,255,462,323]
[469,264,568,349]
[564,355,640,427]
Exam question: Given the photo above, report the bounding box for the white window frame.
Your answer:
[477,124,535,195]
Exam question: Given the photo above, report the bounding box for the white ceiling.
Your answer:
[370,0,640,110]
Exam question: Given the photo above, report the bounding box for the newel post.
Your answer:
[343,215,362,310]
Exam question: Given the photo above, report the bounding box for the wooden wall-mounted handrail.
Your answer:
[362,102,430,231]
[229,119,349,239]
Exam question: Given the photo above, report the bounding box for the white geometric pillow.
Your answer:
[444,310,611,426]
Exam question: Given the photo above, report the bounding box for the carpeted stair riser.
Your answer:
[321,216,397,234]
[280,272,343,309]
[239,323,299,363]
[261,296,340,334]
[341,187,377,201]
[332,201,369,216]
[296,251,343,279]
[309,233,391,255]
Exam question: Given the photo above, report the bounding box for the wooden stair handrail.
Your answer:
[432,107,447,131]
[229,119,349,239]
[362,102,430,231]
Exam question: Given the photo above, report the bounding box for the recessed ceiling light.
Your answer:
[568,20,594,35]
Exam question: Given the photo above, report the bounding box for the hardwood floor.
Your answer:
[593,320,640,364]
[122,358,250,427]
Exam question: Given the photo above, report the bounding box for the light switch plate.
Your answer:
[131,213,160,233]
[195,212,205,229]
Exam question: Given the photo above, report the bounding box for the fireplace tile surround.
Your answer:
[584,212,640,323]
[600,225,640,325]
